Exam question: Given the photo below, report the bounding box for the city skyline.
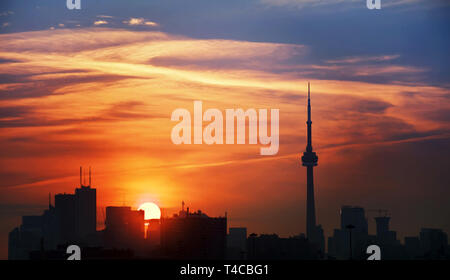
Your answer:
[8,167,449,260]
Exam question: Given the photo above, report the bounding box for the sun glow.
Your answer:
[138,202,161,220]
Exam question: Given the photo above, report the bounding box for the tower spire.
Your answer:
[301,82,318,241]
[89,166,91,187]
[308,81,310,99]
[306,81,312,152]
[80,166,82,187]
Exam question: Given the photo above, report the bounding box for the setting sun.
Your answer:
[138,202,162,220]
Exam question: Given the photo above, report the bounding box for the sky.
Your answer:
[0,0,449,259]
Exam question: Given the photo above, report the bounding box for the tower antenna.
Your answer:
[80,166,82,187]
[89,166,91,186]
[308,81,310,100]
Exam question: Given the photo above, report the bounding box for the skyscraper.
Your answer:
[328,206,371,260]
[56,167,96,243]
[55,193,76,243]
[75,167,96,239]
[301,83,324,253]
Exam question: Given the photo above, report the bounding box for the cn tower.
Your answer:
[301,82,318,240]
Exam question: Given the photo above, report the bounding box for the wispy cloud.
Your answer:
[0,28,446,144]
[260,0,360,9]
[260,0,435,9]
[97,15,114,19]
[93,20,108,26]
[122,17,158,27]
[325,55,400,64]
[0,11,14,17]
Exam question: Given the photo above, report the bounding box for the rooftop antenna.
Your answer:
[89,166,91,187]
[80,166,82,187]
[83,168,87,186]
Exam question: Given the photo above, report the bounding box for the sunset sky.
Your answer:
[0,0,449,259]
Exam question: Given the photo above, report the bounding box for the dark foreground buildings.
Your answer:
[160,205,227,259]
[8,176,228,259]
[103,206,146,255]
[226,228,319,260]
[9,167,97,259]
[8,177,449,260]
[327,206,449,260]
[246,233,318,260]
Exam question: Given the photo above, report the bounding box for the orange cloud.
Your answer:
[93,20,108,26]
[0,28,449,258]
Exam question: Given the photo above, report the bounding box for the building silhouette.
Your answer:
[103,206,145,254]
[75,167,97,239]
[8,213,55,259]
[327,206,450,260]
[160,204,227,259]
[146,218,161,248]
[247,233,318,260]
[404,236,421,259]
[227,227,247,259]
[327,206,404,260]
[328,206,372,260]
[54,193,76,243]
[8,167,97,259]
[301,82,325,254]
[419,228,449,259]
